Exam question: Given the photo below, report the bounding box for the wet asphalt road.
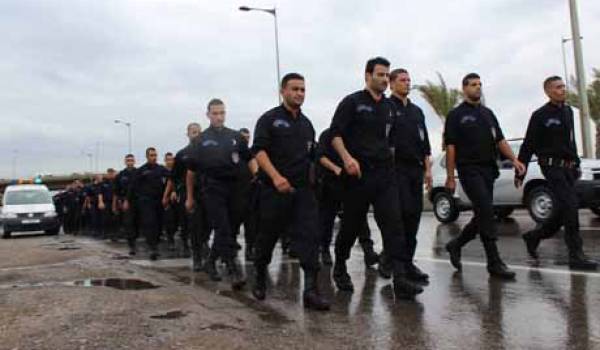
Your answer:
[123,209,600,349]
[5,210,600,349]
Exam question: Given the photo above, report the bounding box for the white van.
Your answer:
[1,184,60,238]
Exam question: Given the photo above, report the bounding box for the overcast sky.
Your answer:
[1,0,600,178]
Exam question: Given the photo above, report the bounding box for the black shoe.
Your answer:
[252,268,267,301]
[378,259,392,279]
[446,241,462,271]
[362,247,379,268]
[407,264,429,282]
[522,232,540,259]
[321,249,333,266]
[128,249,136,256]
[167,239,176,251]
[487,262,516,280]
[303,290,330,311]
[192,251,203,272]
[393,275,424,299]
[569,256,598,270]
[182,246,191,259]
[149,251,159,261]
[205,256,222,282]
[333,261,354,292]
[288,250,299,259]
[245,247,255,262]
[226,259,246,291]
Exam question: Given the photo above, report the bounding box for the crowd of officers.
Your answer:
[54,57,597,311]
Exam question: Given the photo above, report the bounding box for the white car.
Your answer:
[429,139,600,223]
[1,184,60,238]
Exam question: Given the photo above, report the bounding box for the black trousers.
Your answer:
[201,177,239,261]
[396,162,425,260]
[254,185,320,272]
[318,176,372,251]
[530,166,583,256]
[334,166,410,264]
[456,165,497,244]
[137,198,163,251]
[164,200,188,242]
[232,182,260,249]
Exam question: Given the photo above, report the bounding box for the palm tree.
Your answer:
[567,68,600,158]
[415,72,462,122]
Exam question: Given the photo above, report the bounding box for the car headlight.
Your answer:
[43,211,57,218]
[580,170,594,181]
[1,212,17,219]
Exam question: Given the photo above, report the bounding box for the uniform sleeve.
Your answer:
[251,114,271,155]
[329,96,355,139]
[237,132,252,162]
[518,112,538,167]
[113,173,122,195]
[490,111,505,142]
[420,110,432,156]
[127,169,139,201]
[185,144,202,172]
[444,111,458,146]
[316,130,329,160]
[567,107,581,164]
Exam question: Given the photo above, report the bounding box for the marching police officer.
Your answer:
[385,68,432,282]
[444,73,526,279]
[162,152,180,251]
[185,99,248,290]
[97,168,117,240]
[251,72,330,310]
[316,127,379,267]
[329,57,423,299]
[113,154,138,255]
[516,76,597,270]
[125,147,170,260]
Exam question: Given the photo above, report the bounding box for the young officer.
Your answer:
[251,73,330,311]
[444,73,526,279]
[516,76,597,270]
[113,154,138,255]
[329,57,423,299]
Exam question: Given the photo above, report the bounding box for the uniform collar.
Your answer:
[390,94,411,107]
[362,89,386,104]
[279,103,303,119]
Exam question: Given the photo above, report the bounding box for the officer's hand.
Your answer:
[424,170,433,192]
[98,202,105,210]
[334,166,343,177]
[513,159,526,177]
[123,200,130,211]
[445,177,456,194]
[170,192,178,203]
[343,156,361,178]
[162,196,170,209]
[514,177,523,188]
[185,198,195,213]
[112,203,118,213]
[273,175,292,193]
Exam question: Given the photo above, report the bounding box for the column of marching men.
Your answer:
[53,57,598,312]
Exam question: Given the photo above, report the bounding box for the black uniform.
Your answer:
[114,167,138,244]
[231,149,259,259]
[63,187,82,234]
[128,163,170,253]
[444,101,512,276]
[97,179,116,239]
[518,102,592,266]
[187,126,250,263]
[315,128,374,259]
[81,184,96,234]
[388,96,431,262]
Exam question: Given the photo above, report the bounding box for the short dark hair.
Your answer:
[125,154,134,159]
[107,168,116,173]
[390,68,409,82]
[365,57,391,74]
[462,73,481,87]
[146,147,156,156]
[187,122,201,131]
[207,98,224,112]
[164,152,173,158]
[543,76,563,90]
[239,128,250,134]
[281,73,304,88]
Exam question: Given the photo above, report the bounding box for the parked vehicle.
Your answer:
[1,184,60,238]
[429,139,600,223]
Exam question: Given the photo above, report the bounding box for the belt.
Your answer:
[538,157,577,169]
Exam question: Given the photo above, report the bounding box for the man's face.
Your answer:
[106,171,116,181]
[366,64,390,94]
[463,78,482,102]
[187,125,201,140]
[207,104,226,128]
[94,174,103,183]
[281,79,306,109]
[164,155,175,169]
[240,131,250,144]
[390,72,411,97]
[545,79,567,103]
[147,150,158,164]
[125,156,135,168]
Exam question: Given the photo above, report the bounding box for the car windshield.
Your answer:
[4,190,52,205]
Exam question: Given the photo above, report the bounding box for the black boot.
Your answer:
[407,263,429,282]
[377,252,392,279]
[245,245,255,262]
[392,261,424,299]
[128,239,137,256]
[205,251,222,281]
[303,270,330,311]
[569,252,598,270]
[321,248,333,266]
[167,238,176,251]
[484,240,516,280]
[226,258,246,290]
[192,249,203,272]
[252,266,267,300]
[333,260,354,292]
[182,239,191,258]
[446,239,464,271]
[522,231,540,259]
[361,243,379,268]
[149,248,159,261]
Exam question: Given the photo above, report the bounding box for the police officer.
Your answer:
[162,152,180,251]
[185,99,249,290]
[251,73,330,311]
[88,175,104,237]
[97,168,117,240]
[63,183,80,234]
[329,57,423,299]
[384,68,432,282]
[163,123,202,264]
[444,73,526,279]
[516,76,597,270]
[113,154,138,255]
[125,147,170,260]
[316,127,379,267]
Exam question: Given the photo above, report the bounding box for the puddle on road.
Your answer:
[57,246,81,251]
[74,278,160,290]
[150,310,188,319]
[199,323,242,331]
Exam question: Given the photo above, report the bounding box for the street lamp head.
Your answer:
[239,6,251,11]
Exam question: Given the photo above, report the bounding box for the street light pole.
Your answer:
[114,119,133,154]
[561,37,571,93]
[568,0,593,158]
[239,6,282,104]
[11,150,18,179]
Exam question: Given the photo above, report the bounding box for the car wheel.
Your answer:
[2,231,11,239]
[526,186,555,223]
[494,207,514,219]
[433,191,460,223]
[590,206,600,217]
[45,228,59,236]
